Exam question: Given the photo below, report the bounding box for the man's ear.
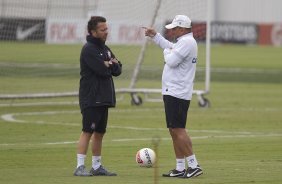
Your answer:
[91,30,97,37]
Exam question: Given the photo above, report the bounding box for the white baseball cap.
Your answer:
[165,15,192,29]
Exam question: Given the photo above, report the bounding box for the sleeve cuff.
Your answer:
[152,33,161,42]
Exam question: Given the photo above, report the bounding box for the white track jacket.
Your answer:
[152,32,197,100]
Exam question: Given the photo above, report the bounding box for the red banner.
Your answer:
[258,24,282,46]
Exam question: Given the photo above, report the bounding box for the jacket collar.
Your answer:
[86,35,105,47]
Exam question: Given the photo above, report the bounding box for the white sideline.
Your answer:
[0,112,255,134]
[1,109,282,147]
[1,109,281,134]
[1,133,282,147]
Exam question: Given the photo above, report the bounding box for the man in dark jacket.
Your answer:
[74,16,122,176]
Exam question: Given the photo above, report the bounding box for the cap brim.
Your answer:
[165,23,177,29]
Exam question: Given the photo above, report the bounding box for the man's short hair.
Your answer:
[87,16,106,34]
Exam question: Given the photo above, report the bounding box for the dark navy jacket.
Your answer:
[79,35,122,111]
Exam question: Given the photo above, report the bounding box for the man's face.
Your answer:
[91,22,108,42]
[171,27,184,39]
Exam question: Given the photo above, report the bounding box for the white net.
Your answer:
[0,0,210,104]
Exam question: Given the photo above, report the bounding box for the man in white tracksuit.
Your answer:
[144,15,203,179]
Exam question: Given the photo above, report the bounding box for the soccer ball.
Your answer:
[136,148,156,167]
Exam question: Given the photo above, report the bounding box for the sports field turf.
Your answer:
[0,43,282,184]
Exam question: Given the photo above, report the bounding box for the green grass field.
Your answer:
[0,42,282,184]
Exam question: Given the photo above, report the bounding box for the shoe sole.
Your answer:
[179,171,203,179]
[91,174,117,176]
[74,174,92,176]
[163,174,183,177]
[193,171,203,177]
[162,170,186,177]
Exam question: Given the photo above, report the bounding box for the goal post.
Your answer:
[128,0,162,105]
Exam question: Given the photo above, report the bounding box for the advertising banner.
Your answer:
[45,18,281,46]
[46,19,87,44]
[211,22,258,44]
[46,19,146,44]
[258,24,282,46]
[0,18,45,41]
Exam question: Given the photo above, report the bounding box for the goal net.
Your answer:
[0,0,211,106]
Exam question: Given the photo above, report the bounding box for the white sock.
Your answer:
[77,154,86,168]
[176,158,185,171]
[92,156,102,170]
[186,154,199,169]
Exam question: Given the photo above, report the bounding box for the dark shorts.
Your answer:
[163,95,190,128]
[81,106,108,134]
